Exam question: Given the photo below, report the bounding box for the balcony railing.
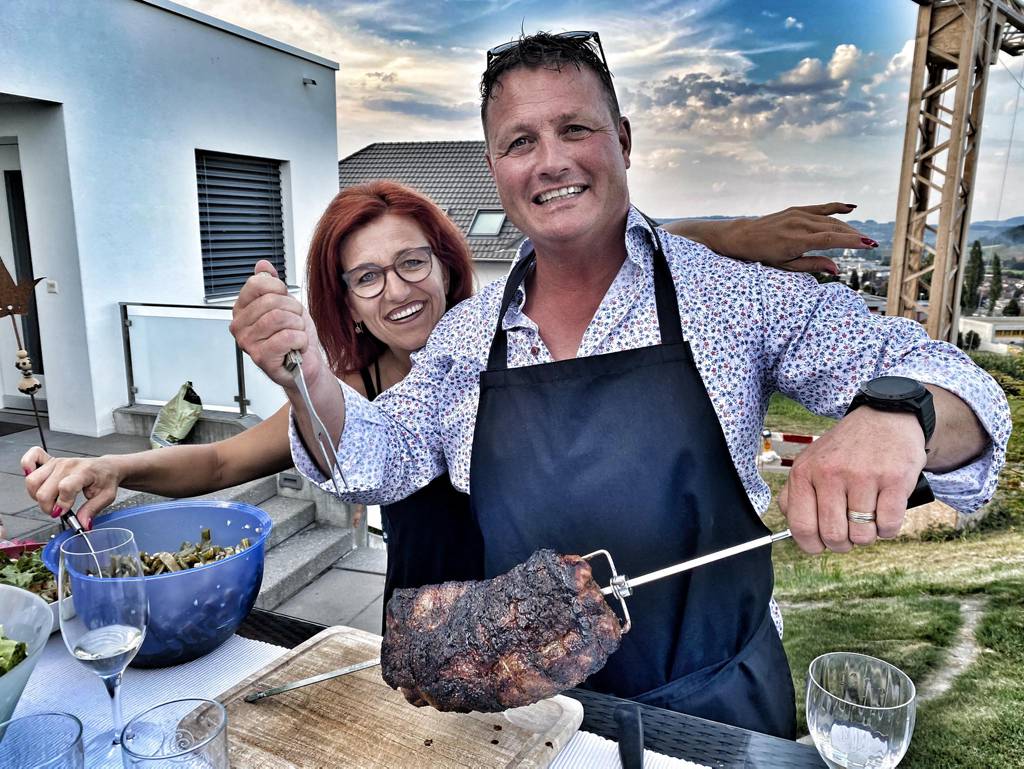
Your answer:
[118,302,253,416]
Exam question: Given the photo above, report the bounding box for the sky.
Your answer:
[182,0,1024,222]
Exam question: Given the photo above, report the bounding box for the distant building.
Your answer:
[338,141,523,287]
[859,293,887,314]
[959,316,1024,354]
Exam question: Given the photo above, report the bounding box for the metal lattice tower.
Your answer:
[889,0,1024,340]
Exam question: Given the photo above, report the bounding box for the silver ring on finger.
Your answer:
[847,509,876,524]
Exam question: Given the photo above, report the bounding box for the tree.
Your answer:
[989,253,1003,315]
[1003,297,1021,316]
[962,240,984,313]
[849,269,860,291]
[964,330,981,351]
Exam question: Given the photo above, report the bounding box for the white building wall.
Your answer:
[472,261,511,291]
[0,105,92,430]
[0,0,339,434]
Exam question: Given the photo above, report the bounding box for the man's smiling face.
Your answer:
[484,65,632,254]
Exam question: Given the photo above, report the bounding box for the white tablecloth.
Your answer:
[16,633,707,768]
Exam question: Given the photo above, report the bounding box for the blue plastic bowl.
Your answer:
[43,501,272,668]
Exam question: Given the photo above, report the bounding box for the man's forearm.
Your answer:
[925,385,988,474]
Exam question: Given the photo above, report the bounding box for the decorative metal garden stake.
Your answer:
[0,259,45,451]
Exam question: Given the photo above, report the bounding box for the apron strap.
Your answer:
[487,212,683,372]
[488,251,535,371]
[641,213,684,347]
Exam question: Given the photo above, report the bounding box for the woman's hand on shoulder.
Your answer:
[664,202,876,274]
[21,447,122,530]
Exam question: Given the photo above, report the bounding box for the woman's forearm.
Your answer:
[114,406,293,497]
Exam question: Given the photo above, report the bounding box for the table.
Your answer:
[237,609,826,769]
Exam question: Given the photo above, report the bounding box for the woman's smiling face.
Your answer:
[340,213,449,357]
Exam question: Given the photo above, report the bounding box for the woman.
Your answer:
[21,184,868,620]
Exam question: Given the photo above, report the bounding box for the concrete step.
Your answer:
[260,496,316,549]
[103,474,280,515]
[256,523,354,610]
[113,404,259,444]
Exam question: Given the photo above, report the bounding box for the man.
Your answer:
[231,33,1009,738]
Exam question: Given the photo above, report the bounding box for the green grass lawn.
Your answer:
[764,393,1024,767]
[765,392,837,435]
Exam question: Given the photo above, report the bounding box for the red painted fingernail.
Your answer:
[51,505,62,518]
[861,238,878,248]
[844,203,857,208]
[85,519,92,531]
[23,468,30,476]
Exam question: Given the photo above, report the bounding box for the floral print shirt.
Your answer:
[291,207,1010,520]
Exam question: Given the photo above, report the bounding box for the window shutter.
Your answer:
[196,151,286,299]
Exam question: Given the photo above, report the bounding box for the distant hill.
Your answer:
[660,215,1024,250]
[999,224,1024,245]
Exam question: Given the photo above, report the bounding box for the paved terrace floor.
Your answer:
[0,417,387,635]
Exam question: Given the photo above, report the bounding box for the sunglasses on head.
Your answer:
[485,30,608,72]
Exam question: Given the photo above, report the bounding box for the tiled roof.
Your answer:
[338,141,523,262]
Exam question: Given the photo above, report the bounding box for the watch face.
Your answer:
[862,376,925,401]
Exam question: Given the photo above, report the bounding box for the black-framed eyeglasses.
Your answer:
[341,246,435,299]
[486,30,608,72]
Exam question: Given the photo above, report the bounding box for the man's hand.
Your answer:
[21,447,120,530]
[664,202,877,275]
[777,408,926,553]
[229,260,324,389]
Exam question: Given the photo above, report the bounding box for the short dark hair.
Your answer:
[480,32,620,135]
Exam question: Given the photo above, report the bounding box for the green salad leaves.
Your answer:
[0,624,28,676]
[0,549,57,603]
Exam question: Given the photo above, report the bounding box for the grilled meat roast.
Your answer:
[381,549,622,713]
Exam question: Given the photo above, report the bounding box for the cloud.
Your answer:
[865,38,914,92]
[634,147,687,169]
[362,98,478,120]
[785,16,804,30]
[779,57,827,86]
[828,44,861,80]
[627,41,890,145]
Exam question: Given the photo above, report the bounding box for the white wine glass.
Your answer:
[806,652,916,769]
[58,527,148,765]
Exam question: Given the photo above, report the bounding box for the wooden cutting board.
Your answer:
[217,626,584,768]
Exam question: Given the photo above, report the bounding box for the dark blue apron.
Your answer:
[469,218,796,739]
[362,366,485,632]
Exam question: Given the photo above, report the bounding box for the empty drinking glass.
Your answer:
[0,711,85,769]
[120,698,228,768]
[806,652,917,769]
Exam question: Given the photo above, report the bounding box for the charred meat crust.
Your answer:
[381,549,622,713]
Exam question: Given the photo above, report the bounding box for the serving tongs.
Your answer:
[284,350,348,492]
[587,474,934,636]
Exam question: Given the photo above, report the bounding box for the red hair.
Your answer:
[306,181,475,376]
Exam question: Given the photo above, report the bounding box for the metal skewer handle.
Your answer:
[245,658,381,703]
[600,474,934,598]
[601,530,793,598]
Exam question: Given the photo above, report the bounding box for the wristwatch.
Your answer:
[846,376,935,444]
